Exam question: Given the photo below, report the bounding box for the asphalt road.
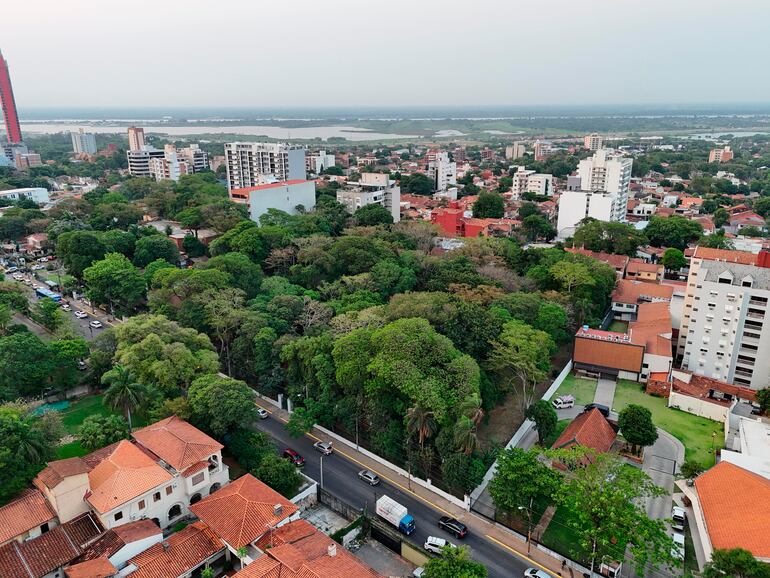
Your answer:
[253,411,533,578]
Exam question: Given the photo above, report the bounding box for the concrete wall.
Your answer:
[668,391,729,422]
[248,181,316,223]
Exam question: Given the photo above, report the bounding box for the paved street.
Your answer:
[252,407,543,578]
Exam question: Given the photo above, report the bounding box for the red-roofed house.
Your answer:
[76,519,163,571]
[611,279,673,321]
[680,462,770,564]
[625,259,663,283]
[190,474,299,564]
[565,247,629,277]
[551,409,618,458]
[0,489,56,546]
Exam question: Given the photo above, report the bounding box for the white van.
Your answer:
[552,395,575,409]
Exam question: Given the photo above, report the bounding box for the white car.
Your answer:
[89,320,103,329]
[671,532,685,561]
[413,568,425,578]
[552,395,575,409]
[31,264,45,271]
[672,506,686,532]
[424,536,456,555]
[257,408,269,419]
[74,310,88,319]
[523,570,550,578]
[313,441,333,455]
[37,257,48,263]
[61,303,71,311]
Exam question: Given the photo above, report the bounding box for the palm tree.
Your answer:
[459,395,484,427]
[454,416,479,456]
[102,365,147,432]
[17,419,47,463]
[405,405,437,449]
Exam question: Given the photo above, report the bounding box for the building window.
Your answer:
[40,523,49,534]
[166,486,173,496]
[114,512,123,522]
[153,492,161,502]
[138,500,146,510]
[191,472,205,486]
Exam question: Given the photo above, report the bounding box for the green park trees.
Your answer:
[422,546,488,578]
[473,192,505,219]
[618,404,658,455]
[84,253,146,316]
[187,375,257,436]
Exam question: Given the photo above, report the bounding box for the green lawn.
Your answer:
[56,440,88,459]
[540,504,591,564]
[607,320,628,333]
[60,395,114,435]
[555,374,597,406]
[612,380,722,465]
[543,420,570,448]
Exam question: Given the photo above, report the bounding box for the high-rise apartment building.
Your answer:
[176,144,209,173]
[577,149,633,195]
[127,127,146,151]
[70,129,97,155]
[224,142,306,190]
[533,140,553,161]
[505,142,526,160]
[583,133,603,151]
[149,150,189,182]
[680,248,770,390]
[709,146,734,163]
[336,172,401,223]
[0,50,22,144]
[426,151,457,192]
[127,147,165,177]
[510,166,553,199]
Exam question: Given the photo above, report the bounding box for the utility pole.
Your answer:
[320,455,324,490]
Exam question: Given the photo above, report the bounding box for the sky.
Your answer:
[2,0,769,110]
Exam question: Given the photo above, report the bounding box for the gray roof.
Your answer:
[702,262,770,291]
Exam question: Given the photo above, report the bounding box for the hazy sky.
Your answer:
[2,0,768,109]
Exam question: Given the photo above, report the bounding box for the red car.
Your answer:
[282,448,305,467]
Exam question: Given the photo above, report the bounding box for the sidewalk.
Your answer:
[260,399,570,578]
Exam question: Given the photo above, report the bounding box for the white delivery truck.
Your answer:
[376,495,416,535]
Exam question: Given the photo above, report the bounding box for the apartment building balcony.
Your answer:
[734,367,754,378]
[749,298,768,307]
[746,311,765,320]
[735,357,755,367]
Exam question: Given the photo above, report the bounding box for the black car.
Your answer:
[438,516,468,538]
[583,403,610,417]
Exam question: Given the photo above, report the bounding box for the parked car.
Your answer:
[438,516,468,538]
[357,469,380,486]
[551,394,575,409]
[257,407,269,419]
[412,568,425,578]
[672,506,686,532]
[60,303,71,311]
[37,257,48,263]
[671,532,685,561]
[89,320,103,329]
[31,264,44,271]
[583,403,610,417]
[524,569,551,578]
[4,266,18,274]
[424,536,455,555]
[77,360,88,371]
[74,310,88,319]
[313,441,333,455]
[282,448,305,467]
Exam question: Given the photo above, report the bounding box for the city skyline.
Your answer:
[1,0,769,109]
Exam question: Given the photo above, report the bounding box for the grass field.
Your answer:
[540,504,591,564]
[555,374,597,406]
[607,320,629,333]
[56,440,88,459]
[613,380,722,465]
[60,395,114,434]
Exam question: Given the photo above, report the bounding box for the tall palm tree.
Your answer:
[459,394,484,427]
[16,419,47,463]
[405,405,437,449]
[454,416,479,456]
[102,365,147,432]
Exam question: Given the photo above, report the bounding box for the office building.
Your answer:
[583,133,603,151]
[127,147,165,177]
[0,50,22,144]
[336,172,401,223]
[505,142,526,160]
[679,248,770,390]
[127,126,145,151]
[70,129,97,155]
[426,151,456,192]
[0,187,50,204]
[709,146,734,163]
[230,179,316,224]
[510,166,553,199]
[224,142,305,190]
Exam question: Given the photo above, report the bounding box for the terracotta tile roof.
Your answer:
[236,520,383,578]
[552,409,616,453]
[127,521,224,578]
[0,489,56,545]
[626,259,663,275]
[671,372,756,404]
[573,332,644,374]
[77,519,161,563]
[629,301,672,357]
[0,513,103,578]
[34,457,91,491]
[87,441,172,514]
[132,416,223,472]
[612,279,673,304]
[190,474,298,549]
[695,462,770,558]
[65,557,117,578]
[692,247,757,265]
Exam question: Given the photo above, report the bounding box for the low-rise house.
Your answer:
[551,408,617,455]
[611,279,673,321]
[0,489,57,546]
[565,247,630,277]
[75,519,163,571]
[65,558,118,578]
[625,259,663,283]
[234,519,383,578]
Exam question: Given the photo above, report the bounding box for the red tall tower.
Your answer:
[0,50,23,144]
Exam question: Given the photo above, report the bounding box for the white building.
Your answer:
[127,147,165,177]
[510,166,553,199]
[127,127,145,151]
[308,150,335,174]
[176,143,210,173]
[583,133,603,151]
[336,172,401,223]
[681,256,770,390]
[224,142,306,190]
[230,179,316,224]
[577,149,633,195]
[70,129,97,155]
[505,142,526,160]
[427,151,456,192]
[149,150,189,182]
[0,187,50,204]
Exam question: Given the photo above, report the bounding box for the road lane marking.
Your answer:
[484,535,558,577]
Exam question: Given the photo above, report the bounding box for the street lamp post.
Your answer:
[320,455,324,490]
[518,496,534,554]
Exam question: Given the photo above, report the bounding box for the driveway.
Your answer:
[594,378,617,408]
[642,429,684,520]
